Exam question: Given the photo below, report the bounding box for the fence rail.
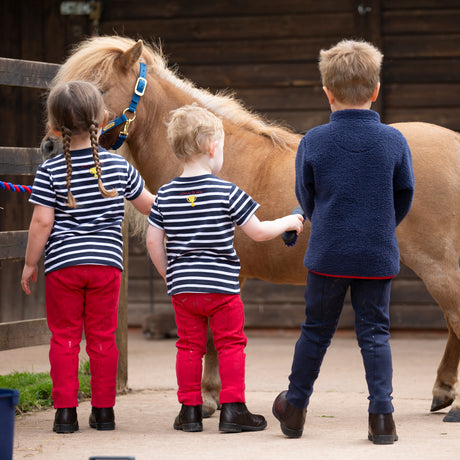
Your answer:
[0,147,43,175]
[0,57,59,88]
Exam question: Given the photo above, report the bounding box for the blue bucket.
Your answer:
[0,389,20,460]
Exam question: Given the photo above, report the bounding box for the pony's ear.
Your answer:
[118,41,143,72]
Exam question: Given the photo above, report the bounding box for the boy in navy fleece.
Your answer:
[273,39,414,444]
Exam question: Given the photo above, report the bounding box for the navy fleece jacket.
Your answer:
[295,109,414,278]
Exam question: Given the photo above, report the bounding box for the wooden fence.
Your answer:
[0,57,128,389]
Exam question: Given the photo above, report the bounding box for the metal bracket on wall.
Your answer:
[60,1,102,28]
[357,3,372,16]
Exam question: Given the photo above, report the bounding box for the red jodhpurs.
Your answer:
[45,265,121,409]
[172,292,247,406]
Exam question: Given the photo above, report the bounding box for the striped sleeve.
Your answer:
[124,162,144,200]
[147,195,164,229]
[228,184,260,226]
[29,161,58,208]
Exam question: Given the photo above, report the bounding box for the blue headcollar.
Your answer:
[101,62,147,150]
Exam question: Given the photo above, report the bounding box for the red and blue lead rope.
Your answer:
[0,181,33,193]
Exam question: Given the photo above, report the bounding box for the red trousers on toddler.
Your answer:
[45,265,121,409]
[172,292,247,406]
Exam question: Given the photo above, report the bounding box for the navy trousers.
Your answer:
[287,272,394,414]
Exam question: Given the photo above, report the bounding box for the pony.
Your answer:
[41,35,460,422]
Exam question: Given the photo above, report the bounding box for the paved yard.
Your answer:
[3,328,460,459]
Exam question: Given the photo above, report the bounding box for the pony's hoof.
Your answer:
[431,396,454,412]
[202,399,218,418]
[443,409,460,422]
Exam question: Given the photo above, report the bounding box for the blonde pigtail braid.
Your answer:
[62,126,77,208]
[89,122,118,198]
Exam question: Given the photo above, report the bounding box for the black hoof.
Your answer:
[431,396,454,412]
[202,406,216,418]
[443,409,460,422]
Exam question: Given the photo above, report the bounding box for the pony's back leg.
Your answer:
[431,321,460,421]
[201,327,221,417]
[416,262,460,421]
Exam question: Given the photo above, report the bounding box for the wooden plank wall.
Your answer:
[100,0,351,134]
[382,0,460,129]
[0,59,58,324]
[2,0,459,329]
[0,58,57,348]
[0,0,93,323]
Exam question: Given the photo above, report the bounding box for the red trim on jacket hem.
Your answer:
[309,270,395,280]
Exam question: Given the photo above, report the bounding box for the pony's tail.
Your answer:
[62,126,77,208]
[90,123,118,199]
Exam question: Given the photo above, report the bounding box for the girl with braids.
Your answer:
[21,80,155,434]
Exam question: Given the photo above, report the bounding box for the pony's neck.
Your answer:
[126,79,190,190]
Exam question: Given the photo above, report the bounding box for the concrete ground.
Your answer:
[2,327,460,460]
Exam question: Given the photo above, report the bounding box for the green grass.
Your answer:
[0,360,91,414]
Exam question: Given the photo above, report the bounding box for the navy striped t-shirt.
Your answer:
[29,147,144,274]
[148,174,259,295]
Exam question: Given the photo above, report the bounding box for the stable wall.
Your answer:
[2,0,459,329]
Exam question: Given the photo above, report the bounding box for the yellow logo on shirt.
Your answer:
[187,195,197,207]
[89,167,98,178]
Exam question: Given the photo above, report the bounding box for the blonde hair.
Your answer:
[166,105,224,162]
[47,80,118,208]
[319,39,383,105]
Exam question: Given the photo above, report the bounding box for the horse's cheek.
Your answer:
[99,129,121,150]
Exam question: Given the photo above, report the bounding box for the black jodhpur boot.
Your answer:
[173,404,203,432]
[219,402,267,432]
[53,407,79,433]
[89,406,115,431]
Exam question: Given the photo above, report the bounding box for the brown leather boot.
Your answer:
[219,402,267,432]
[272,391,306,438]
[173,404,203,432]
[368,413,398,444]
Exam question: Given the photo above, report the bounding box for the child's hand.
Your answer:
[21,264,38,295]
[284,213,304,235]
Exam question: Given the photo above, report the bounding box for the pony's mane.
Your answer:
[55,36,300,150]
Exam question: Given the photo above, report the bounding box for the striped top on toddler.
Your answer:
[148,174,259,295]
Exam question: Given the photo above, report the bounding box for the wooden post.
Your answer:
[116,219,129,392]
